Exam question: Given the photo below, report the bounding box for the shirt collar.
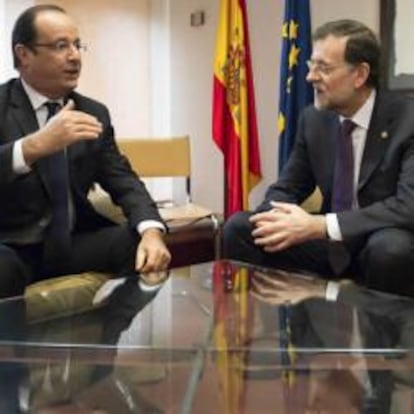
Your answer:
[20,78,64,111]
[340,89,376,130]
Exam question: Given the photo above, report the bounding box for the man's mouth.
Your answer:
[64,68,80,77]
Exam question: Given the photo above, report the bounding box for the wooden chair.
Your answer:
[107,136,222,267]
[118,136,192,200]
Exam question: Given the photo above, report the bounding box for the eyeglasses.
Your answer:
[31,39,87,54]
[306,59,351,76]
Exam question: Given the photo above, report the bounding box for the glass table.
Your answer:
[0,260,413,413]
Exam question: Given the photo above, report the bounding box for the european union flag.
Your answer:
[277,0,313,173]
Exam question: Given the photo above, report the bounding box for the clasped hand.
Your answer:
[250,201,326,252]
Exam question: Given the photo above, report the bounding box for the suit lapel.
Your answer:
[9,80,61,196]
[9,79,39,136]
[9,80,54,193]
[358,93,393,191]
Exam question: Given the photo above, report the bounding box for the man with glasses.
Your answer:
[224,19,414,295]
[0,5,170,298]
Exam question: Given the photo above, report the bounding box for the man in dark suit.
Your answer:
[223,19,414,294]
[0,5,170,298]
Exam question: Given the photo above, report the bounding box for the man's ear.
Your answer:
[14,44,31,68]
[354,62,370,89]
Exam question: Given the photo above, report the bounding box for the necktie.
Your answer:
[42,102,71,272]
[329,120,356,275]
[331,119,356,212]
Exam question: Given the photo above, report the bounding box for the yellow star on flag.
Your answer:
[289,20,299,39]
[278,112,286,134]
[288,44,300,69]
[282,22,289,38]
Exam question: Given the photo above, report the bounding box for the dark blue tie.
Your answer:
[331,119,356,212]
[329,120,356,275]
[43,102,71,271]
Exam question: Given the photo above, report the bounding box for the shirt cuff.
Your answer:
[325,281,340,301]
[326,213,343,241]
[138,280,164,292]
[13,140,31,174]
[137,220,166,235]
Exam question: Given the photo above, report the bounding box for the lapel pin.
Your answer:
[380,131,388,140]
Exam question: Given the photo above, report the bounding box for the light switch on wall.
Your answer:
[190,10,205,27]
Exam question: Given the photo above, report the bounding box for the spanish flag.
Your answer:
[277,0,313,172]
[212,0,262,218]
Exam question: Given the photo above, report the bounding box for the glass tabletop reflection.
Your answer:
[1,260,414,413]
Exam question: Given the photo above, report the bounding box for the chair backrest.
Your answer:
[117,136,191,178]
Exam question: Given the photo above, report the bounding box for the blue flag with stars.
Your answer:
[277,0,313,173]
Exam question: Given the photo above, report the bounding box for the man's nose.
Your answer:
[67,49,81,62]
[306,69,318,83]
[67,44,81,59]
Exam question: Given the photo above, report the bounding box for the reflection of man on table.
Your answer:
[251,269,414,413]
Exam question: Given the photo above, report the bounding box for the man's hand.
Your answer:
[22,99,103,165]
[135,228,171,273]
[250,201,327,252]
[251,270,327,305]
[140,270,170,289]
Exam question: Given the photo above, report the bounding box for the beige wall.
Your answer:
[0,0,34,81]
[36,0,151,137]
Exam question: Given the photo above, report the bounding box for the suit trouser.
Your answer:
[0,222,139,299]
[223,211,414,295]
[223,211,334,277]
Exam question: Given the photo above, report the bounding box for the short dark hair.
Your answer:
[12,4,66,68]
[313,19,381,88]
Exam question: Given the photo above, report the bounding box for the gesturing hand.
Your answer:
[44,99,103,146]
[22,99,103,164]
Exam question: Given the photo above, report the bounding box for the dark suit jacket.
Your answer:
[0,78,162,239]
[258,91,414,246]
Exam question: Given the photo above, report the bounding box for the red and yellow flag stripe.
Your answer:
[212,0,261,217]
